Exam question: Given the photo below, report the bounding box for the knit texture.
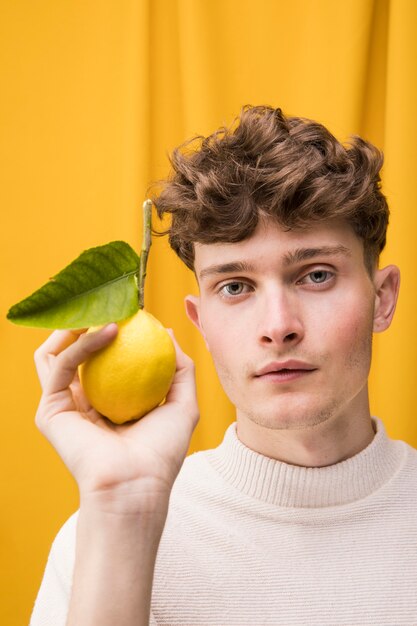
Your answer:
[30,417,417,625]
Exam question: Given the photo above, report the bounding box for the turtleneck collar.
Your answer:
[206,417,405,508]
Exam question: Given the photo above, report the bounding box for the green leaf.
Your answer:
[7,241,140,329]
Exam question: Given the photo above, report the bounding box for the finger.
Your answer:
[34,329,87,390]
[70,371,93,414]
[165,330,198,411]
[167,329,195,377]
[69,371,107,422]
[44,323,118,396]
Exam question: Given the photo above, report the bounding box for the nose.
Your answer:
[257,289,304,347]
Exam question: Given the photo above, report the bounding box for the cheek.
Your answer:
[200,304,238,354]
[200,313,244,386]
[203,322,236,365]
[325,300,374,370]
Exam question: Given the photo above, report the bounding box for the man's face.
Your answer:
[186,218,399,432]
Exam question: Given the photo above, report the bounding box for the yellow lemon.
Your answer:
[79,310,176,424]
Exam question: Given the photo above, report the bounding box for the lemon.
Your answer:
[79,309,176,424]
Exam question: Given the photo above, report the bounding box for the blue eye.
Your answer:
[224,282,245,295]
[297,269,334,286]
[309,270,329,283]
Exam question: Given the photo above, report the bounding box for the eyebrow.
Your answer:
[282,245,351,266]
[198,245,351,281]
[199,261,255,280]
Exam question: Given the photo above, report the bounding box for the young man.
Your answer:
[31,106,417,626]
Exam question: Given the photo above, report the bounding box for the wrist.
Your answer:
[76,503,168,545]
[79,478,171,520]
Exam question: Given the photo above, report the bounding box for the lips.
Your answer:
[254,360,317,378]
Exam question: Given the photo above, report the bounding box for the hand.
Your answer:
[34,324,199,515]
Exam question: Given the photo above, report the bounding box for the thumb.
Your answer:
[165,330,197,410]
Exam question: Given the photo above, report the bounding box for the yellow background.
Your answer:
[1,0,416,623]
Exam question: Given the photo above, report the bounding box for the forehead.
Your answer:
[194,219,364,278]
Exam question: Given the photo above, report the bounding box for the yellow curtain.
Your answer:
[1,1,416,623]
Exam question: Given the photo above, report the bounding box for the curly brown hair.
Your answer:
[152,105,389,274]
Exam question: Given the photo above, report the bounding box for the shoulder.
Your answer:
[161,447,231,527]
[386,438,417,503]
[47,511,78,585]
[172,446,227,497]
[29,513,78,624]
[400,439,417,473]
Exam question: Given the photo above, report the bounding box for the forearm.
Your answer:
[66,501,168,626]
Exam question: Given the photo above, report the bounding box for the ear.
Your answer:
[185,295,209,348]
[373,265,401,333]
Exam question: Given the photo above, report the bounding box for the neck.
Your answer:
[207,415,404,508]
[236,395,375,468]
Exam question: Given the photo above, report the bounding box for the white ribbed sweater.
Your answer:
[31,417,417,625]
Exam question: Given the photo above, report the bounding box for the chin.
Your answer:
[241,400,339,432]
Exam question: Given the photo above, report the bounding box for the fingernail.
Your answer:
[91,323,118,336]
[103,323,118,333]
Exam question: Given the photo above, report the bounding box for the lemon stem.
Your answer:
[138,199,152,309]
